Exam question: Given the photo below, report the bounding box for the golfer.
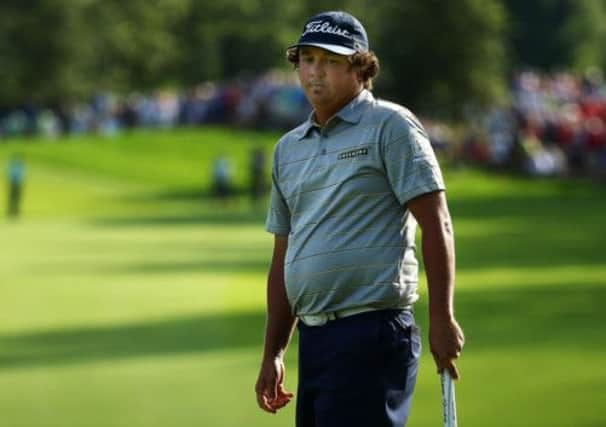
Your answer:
[255,10,464,426]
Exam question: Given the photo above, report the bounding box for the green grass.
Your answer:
[1,129,605,426]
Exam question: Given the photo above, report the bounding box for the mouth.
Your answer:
[308,83,325,91]
[307,81,324,87]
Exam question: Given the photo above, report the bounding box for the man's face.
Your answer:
[297,46,362,112]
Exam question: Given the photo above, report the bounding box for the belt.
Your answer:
[298,306,377,327]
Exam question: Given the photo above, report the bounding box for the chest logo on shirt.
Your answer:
[337,147,368,160]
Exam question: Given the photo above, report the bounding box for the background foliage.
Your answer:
[2,0,606,115]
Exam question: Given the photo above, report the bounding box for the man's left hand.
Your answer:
[429,316,465,379]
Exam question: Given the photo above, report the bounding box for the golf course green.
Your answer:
[1,128,605,426]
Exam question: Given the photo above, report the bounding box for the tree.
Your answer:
[503,0,572,70]
[562,0,606,73]
[371,0,508,117]
[80,0,188,91]
[0,0,90,106]
[172,0,302,85]
[0,0,187,106]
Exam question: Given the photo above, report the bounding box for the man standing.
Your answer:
[255,11,464,426]
[7,154,25,219]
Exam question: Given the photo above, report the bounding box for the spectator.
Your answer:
[7,154,25,218]
[211,155,233,203]
[475,68,606,177]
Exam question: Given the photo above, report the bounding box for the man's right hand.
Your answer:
[255,356,294,413]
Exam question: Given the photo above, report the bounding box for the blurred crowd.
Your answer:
[0,70,310,139]
[465,68,606,179]
[3,67,605,180]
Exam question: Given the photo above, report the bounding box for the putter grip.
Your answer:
[441,371,458,427]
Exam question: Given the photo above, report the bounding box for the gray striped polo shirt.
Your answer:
[266,89,445,316]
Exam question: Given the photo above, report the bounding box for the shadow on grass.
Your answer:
[0,310,266,370]
[106,258,270,274]
[25,248,270,276]
[1,282,604,370]
[446,190,605,271]
[414,282,606,354]
[449,191,606,222]
[126,188,212,203]
[74,222,603,276]
[454,232,605,271]
[92,210,267,227]
[92,182,606,228]
[90,187,268,227]
[121,187,255,203]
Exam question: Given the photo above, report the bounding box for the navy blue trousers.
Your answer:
[296,309,421,427]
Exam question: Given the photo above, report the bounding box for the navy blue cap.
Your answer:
[288,11,369,56]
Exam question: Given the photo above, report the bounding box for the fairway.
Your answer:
[1,129,605,427]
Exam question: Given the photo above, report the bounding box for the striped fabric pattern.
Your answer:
[266,90,445,316]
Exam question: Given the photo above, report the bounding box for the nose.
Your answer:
[309,60,326,78]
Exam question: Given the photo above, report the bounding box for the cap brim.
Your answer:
[287,42,356,56]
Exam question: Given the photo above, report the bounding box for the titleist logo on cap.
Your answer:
[302,20,351,38]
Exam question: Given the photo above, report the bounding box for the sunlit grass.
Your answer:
[1,128,605,426]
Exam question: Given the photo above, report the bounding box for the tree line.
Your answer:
[1,0,605,117]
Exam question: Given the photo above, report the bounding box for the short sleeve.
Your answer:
[381,110,445,205]
[265,144,291,235]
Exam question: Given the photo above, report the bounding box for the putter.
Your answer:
[441,370,458,427]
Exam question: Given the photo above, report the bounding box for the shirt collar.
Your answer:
[295,89,373,141]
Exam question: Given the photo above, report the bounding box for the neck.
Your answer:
[314,88,364,126]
